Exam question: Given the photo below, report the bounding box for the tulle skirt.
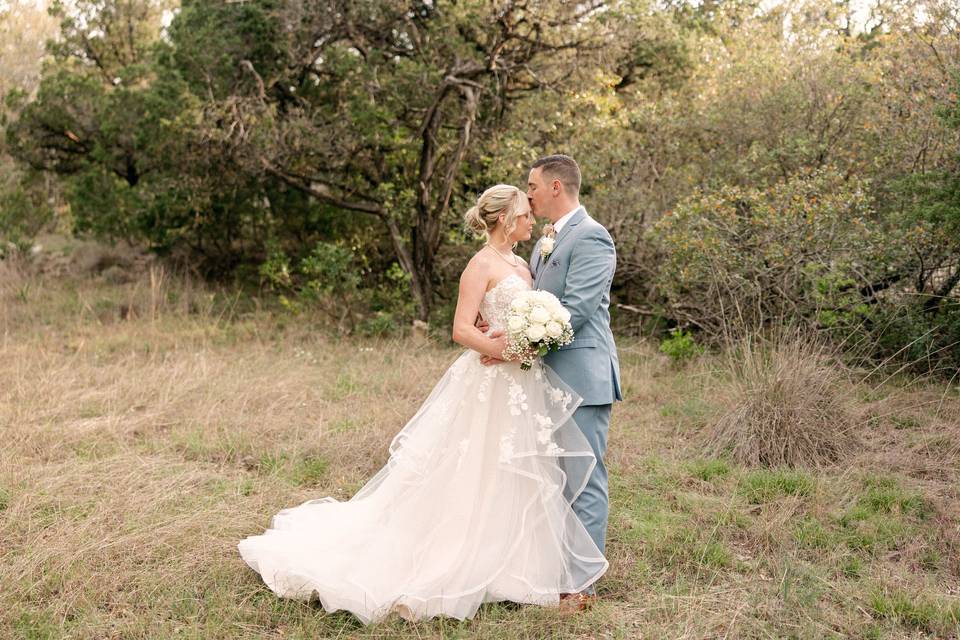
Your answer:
[237,350,608,625]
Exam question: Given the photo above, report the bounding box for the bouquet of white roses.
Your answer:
[502,290,574,370]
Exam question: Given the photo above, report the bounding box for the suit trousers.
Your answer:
[561,403,611,593]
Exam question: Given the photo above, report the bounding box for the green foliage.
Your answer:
[260,241,360,322]
[659,328,704,362]
[289,455,329,487]
[167,0,285,100]
[294,242,361,302]
[0,175,53,254]
[358,311,399,338]
[652,168,884,336]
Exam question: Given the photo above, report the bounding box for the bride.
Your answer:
[238,184,608,625]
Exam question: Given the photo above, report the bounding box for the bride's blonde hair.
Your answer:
[463,184,526,242]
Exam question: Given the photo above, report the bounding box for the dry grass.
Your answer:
[699,331,859,468]
[2,264,959,639]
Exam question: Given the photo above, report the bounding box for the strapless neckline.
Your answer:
[485,273,530,297]
[479,273,532,333]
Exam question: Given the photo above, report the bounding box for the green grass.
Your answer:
[737,468,814,503]
[658,395,713,428]
[255,452,329,486]
[686,458,731,482]
[13,610,60,640]
[290,455,330,486]
[855,475,933,520]
[868,587,960,635]
[837,476,933,555]
[794,517,834,550]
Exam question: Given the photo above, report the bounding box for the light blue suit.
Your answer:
[530,206,622,578]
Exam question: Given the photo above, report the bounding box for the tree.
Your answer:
[191,0,618,321]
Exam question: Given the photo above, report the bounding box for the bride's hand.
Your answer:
[475,314,490,333]
[481,330,508,366]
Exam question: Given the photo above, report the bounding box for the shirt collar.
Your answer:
[552,205,581,235]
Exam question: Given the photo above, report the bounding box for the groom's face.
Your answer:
[526,167,552,219]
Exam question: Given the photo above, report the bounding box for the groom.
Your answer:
[483,154,622,610]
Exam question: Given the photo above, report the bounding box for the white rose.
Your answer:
[510,297,530,311]
[526,324,546,342]
[507,316,525,332]
[529,306,550,324]
[545,321,562,338]
[540,237,555,254]
[556,306,571,323]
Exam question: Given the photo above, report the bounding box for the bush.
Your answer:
[699,330,858,468]
[260,240,362,329]
[659,327,704,362]
[259,241,412,335]
[0,176,54,256]
[650,168,888,338]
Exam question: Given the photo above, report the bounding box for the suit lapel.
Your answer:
[530,237,543,276]
[552,207,586,250]
[533,207,587,289]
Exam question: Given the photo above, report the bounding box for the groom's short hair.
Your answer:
[532,154,581,195]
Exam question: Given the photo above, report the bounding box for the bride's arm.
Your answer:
[452,260,508,358]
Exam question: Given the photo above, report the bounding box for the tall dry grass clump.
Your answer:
[700,330,858,467]
[0,249,30,327]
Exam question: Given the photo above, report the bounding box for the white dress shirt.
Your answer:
[552,205,581,235]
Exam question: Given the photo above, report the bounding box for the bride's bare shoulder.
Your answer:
[462,247,495,274]
[459,248,496,291]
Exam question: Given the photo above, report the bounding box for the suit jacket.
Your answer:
[530,206,622,406]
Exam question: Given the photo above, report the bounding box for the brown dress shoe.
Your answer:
[558,591,598,614]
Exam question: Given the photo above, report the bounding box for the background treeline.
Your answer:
[2,0,959,371]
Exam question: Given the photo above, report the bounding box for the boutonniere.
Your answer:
[540,224,556,259]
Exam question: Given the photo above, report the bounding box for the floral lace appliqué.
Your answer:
[507,381,529,416]
[534,413,554,444]
[548,386,573,412]
[478,274,531,336]
[477,366,498,403]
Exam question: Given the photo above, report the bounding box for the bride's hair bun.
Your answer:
[463,184,526,241]
[464,204,488,237]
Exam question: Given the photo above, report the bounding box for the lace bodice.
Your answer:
[479,273,531,333]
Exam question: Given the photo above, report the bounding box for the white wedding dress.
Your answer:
[238,273,608,625]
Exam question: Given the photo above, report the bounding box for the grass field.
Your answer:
[2,264,960,639]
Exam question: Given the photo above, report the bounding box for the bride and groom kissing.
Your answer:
[238,154,623,624]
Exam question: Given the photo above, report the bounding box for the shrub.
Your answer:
[659,327,704,362]
[259,240,364,330]
[650,168,888,338]
[699,329,858,467]
[0,175,54,256]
